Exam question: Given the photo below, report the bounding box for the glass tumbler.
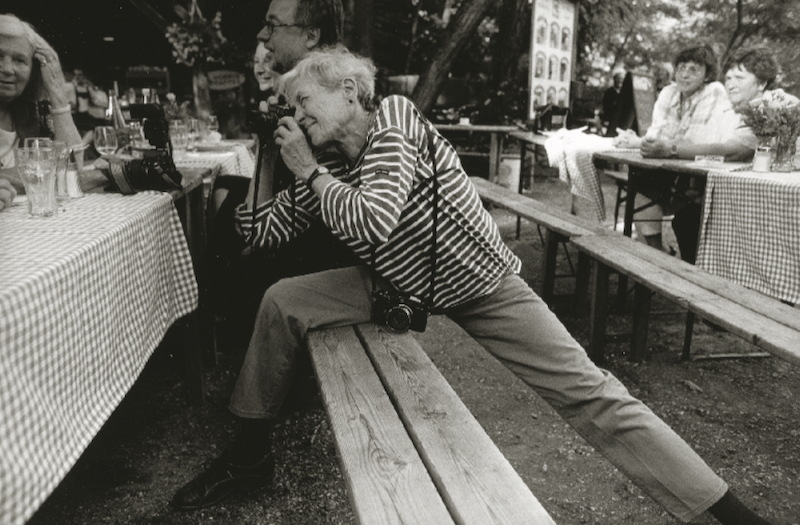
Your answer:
[15,147,58,217]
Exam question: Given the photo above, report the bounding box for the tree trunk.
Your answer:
[411,0,494,113]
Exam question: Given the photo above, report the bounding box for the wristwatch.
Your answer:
[670,143,678,158]
[306,165,330,191]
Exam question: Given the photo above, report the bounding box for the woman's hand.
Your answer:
[640,137,672,158]
[274,117,318,182]
[0,178,17,212]
[612,129,642,149]
[32,36,69,108]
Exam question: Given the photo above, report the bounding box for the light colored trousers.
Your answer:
[230,266,726,521]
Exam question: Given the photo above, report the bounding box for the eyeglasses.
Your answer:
[675,63,705,77]
[261,20,303,39]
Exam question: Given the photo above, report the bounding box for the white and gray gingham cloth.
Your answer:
[0,192,198,525]
[176,141,255,179]
[543,130,637,222]
[696,169,800,304]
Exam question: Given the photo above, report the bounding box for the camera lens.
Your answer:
[385,304,413,333]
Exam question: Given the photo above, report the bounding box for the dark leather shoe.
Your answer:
[170,452,275,510]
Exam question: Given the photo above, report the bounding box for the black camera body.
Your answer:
[372,290,428,333]
[247,103,295,135]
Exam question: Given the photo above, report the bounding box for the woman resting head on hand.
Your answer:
[0,13,82,188]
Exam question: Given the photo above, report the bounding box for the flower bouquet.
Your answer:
[738,89,800,172]
[165,9,230,67]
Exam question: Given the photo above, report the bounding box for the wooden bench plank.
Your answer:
[308,326,456,525]
[606,235,800,332]
[356,323,556,525]
[573,235,800,366]
[470,176,607,238]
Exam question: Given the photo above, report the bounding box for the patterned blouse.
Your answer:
[236,95,521,310]
[648,81,733,143]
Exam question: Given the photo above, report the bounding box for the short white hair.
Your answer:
[280,45,378,111]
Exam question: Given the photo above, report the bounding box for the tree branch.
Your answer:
[126,0,170,32]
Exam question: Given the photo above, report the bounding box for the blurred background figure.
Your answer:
[601,70,625,130]
[253,42,278,96]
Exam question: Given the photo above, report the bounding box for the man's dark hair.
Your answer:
[728,46,779,91]
[674,43,719,83]
[294,0,344,47]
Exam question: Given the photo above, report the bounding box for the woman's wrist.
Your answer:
[50,105,72,115]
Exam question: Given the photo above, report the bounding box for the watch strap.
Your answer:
[306,165,329,191]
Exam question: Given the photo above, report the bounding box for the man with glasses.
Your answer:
[175,0,350,510]
[207,0,355,350]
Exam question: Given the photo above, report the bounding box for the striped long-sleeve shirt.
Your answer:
[236,95,521,310]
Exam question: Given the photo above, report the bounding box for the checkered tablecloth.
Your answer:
[543,131,637,222]
[176,141,255,179]
[0,192,198,525]
[696,169,800,304]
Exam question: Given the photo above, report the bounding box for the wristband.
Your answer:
[50,105,72,115]
[306,165,329,191]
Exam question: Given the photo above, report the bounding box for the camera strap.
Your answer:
[371,124,439,309]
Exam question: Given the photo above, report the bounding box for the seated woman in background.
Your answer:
[0,13,82,189]
[667,46,778,262]
[614,43,731,253]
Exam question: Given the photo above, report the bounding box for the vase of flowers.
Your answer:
[738,89,800,172]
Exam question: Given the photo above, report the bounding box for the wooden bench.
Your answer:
[308,323,556,525]
[470,176,617,310]
[572,233,800,366]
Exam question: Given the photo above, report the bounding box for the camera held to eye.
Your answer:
[371,290,428,333]
[247,103,295,135]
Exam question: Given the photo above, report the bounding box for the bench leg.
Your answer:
[573,250,591,316]
[630,283,651,362]
[587,260,610,364]
[682,312,696,361]
[539,229,561,305]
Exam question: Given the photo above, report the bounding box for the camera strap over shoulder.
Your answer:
[370,123,439,310]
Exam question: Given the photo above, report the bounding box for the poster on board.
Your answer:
[528,0,578,121]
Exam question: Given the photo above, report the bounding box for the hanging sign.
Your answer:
[528,0,578,120]
[208,70,246,91]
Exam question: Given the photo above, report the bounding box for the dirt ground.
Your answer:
[28,169,800,525]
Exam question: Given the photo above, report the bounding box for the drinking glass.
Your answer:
[186,118,200,151]
[94,126,119,156]
[206,115,219,133]
[24,137,54,149]
[170,123,188,161]
[14,147,58,217]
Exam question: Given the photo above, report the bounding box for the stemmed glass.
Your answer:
[93,126,119,157]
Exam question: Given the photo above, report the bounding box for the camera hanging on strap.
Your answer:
[371,123,440,334]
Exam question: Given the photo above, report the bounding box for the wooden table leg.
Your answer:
[515,140,528,240]
[489,132,499,183]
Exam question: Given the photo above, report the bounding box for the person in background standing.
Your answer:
[601,70,625,128]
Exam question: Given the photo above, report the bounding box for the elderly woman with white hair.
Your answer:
[171,47,775,525]
[0,13,82,198]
